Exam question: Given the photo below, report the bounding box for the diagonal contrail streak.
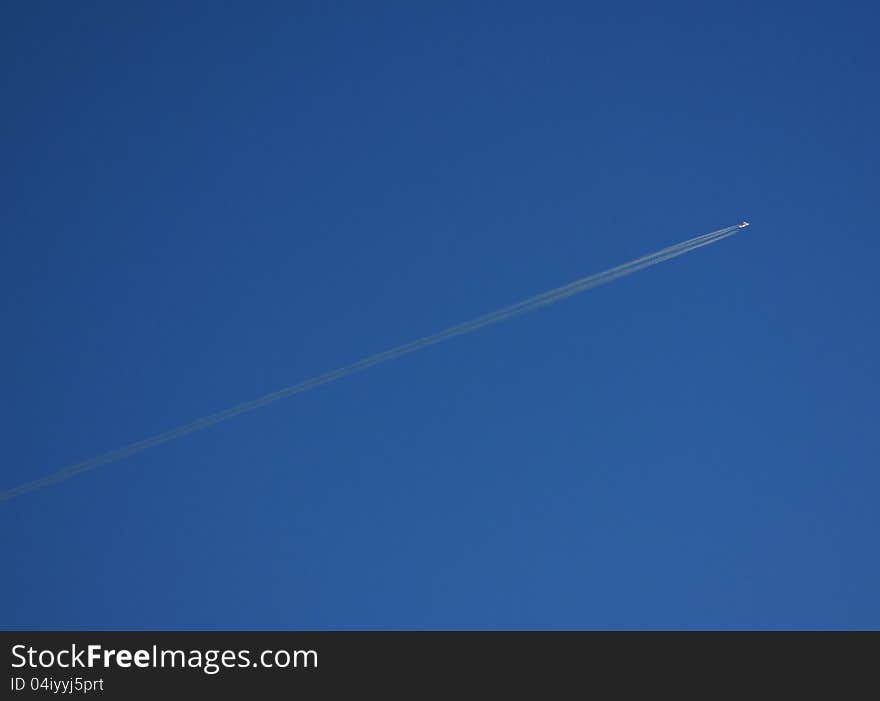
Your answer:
[1,222,747,501]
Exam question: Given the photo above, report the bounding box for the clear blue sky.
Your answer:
[2,1,878,629]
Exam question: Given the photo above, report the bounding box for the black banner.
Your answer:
[2,631,874,697]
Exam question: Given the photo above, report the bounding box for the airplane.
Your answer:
[738,221,750,228]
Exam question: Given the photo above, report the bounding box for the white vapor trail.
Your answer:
[1,223,746,501]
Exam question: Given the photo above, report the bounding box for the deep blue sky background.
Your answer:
[2,2,878,629]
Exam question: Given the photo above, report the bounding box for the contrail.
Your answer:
[1,222,748,501]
